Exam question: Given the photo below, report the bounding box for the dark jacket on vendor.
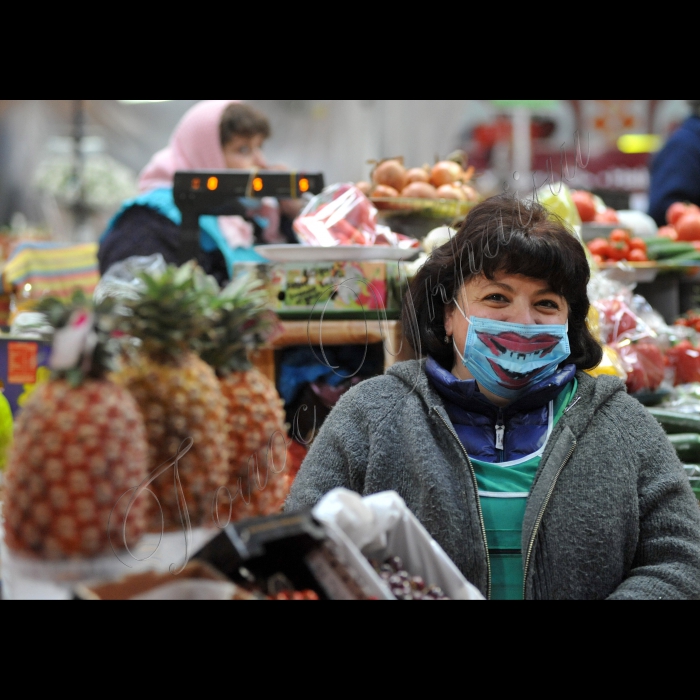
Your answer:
[285,359,700,600]
[648,113,700,226]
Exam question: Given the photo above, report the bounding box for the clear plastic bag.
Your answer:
[93,253,168,304]
[293,183,420,249]
[589,274,670,393]
[312,488,484,600]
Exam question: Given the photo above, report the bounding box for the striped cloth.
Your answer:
[2,241,99,301]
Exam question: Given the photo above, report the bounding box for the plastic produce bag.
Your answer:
[293,183,420,249]
[589,275,670,394]
[537,183,583,231]
[93,253,167,304]
[312,488,484,600]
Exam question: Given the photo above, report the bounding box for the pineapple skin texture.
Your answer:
[4,379,149,560]
[116,352,229,531]
[219,368,294,523]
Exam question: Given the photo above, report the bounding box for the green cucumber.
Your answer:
[647,408,700,434]
[646,241,698,260]
[658,250,700,264]
[667,433,700,462]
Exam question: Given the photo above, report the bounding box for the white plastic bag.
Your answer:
[93,253,168,304]
[313,488,484,600]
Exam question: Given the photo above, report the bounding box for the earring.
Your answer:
[444,335,451,344]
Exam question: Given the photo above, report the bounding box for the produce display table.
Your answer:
[250,319,413,385]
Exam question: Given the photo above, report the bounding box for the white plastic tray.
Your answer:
[254,245,420,263]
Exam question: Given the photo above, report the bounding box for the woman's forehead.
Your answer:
[466,272,561,295]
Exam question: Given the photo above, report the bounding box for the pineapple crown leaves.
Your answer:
[32,290,121,387]
[113,261,221,361]
[200,270,281,375]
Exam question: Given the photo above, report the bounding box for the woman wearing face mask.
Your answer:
[285,193,700,600]
[98,100,302,286]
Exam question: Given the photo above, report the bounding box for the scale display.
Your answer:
[174,170,324,208]
[172,169,325,265]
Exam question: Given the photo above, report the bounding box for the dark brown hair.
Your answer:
[220,103,271,145]
[402,192,603,371]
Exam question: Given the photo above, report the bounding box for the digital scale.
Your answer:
[172,169,325,264]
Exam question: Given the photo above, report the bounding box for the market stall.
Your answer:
[0,153,699,601]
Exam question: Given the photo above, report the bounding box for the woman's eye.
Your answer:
[238,146,251,155]
[484,294,508,302]
[537,300,560,309]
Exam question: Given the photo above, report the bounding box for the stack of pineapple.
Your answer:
[112,262,230,531]
[3,292,150,559]
[4,262,297,560]
[200,270,294,522]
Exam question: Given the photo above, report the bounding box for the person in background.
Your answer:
[648,100,700,227]
[98,100,302,286]
[285,194,700,600]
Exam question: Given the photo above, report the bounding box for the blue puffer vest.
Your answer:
[425,356,578,463]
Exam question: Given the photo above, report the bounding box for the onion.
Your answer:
[405,167,431,185]
[401,182,437,199]
[372,184,400,198]
[430,161,464,188]
[435,185,466,200]
[460,185,479,202]
[372,159,407,192]
[355,181,372,196]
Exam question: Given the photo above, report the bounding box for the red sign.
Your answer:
[8,341,38,384]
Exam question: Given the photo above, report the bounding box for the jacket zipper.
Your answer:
[433,408,492,600]
[522,439,577,600]
[495,408,505,458]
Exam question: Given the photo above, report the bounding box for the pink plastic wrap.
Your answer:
[293,183,420,249]
[591,289,667,393]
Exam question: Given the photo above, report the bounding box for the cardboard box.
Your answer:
[239,261,406,318]
[0,337,52,417]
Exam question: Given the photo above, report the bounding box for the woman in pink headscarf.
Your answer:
[98,100,298,285]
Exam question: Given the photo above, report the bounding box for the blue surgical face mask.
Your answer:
[454,316,571,401]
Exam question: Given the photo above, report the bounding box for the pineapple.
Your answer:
[3,293,149,559]
[201,272,294,522]
[113,262,229,531]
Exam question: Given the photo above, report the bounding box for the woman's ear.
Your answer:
[444,304,454,337]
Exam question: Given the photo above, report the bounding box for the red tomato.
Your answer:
[666,202,689,226]
[676,213,700,241]
[628,248,647,262]
[607,240,630,261]
[571,190,597,222]
[658,225,679,240]
[595,208,619,224]
[610,229,631,244]
[618,341,665,393]
[628,237,647,252]
[587,238,610,258]
[594,298,639,343]
[666,340,700,385]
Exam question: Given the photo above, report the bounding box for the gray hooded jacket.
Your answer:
[285,360,700,600]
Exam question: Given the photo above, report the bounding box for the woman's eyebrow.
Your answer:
[483,282,514,293]
[533,286,558,296]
